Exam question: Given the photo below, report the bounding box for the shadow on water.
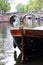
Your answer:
[14,51,17,61]
[14,51,43,65]
[0,22,43,65]
[0,49,43,65]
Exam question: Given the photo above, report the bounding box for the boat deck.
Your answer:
[10,26,43,37]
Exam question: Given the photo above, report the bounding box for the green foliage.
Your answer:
[16,3,24,13]
[16,0,43,13]
[0,0,11,12]
[28,0,43,12]
[24,4,29,12]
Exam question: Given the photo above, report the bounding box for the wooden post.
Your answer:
[19,26,25,63]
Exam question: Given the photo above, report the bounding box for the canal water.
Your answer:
[0,22,21,65]
[0,22,43,65]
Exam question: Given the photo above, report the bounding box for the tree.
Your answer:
[28,0,43,12]
[24,4,29,13]
[0,0,11,13]
[23,0,43,12]
[16,0,43,13]
[16,3,24,13]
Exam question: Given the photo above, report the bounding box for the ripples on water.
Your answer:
[0,25,21,65]
[0,22,43,65]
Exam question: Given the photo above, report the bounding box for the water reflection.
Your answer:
[14,51,17,61]
[0,22,21,65]
[15,54,43,65]
[0,50,43,65]
[0,39,42,65]
[0,22,43,65]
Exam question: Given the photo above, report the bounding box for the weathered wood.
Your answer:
[10,29,43,37]
[10,28,43,63]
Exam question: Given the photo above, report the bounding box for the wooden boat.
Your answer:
[10,14,43,63]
